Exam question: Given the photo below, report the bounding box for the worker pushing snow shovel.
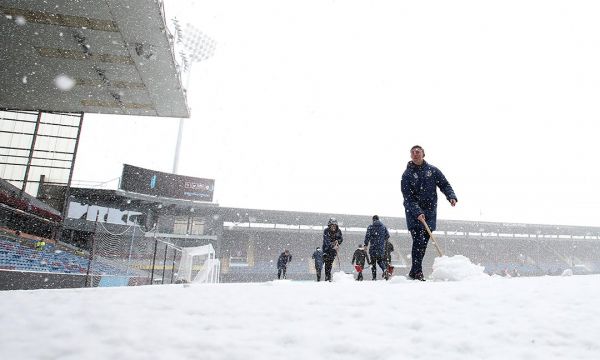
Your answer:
[401,145,457,281]
[364,215,392,280]
[322,217,344,282]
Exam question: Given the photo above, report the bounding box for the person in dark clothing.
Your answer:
[322,217,343,282]
[277,249,292,279]
[364,215,390,280]
[351,244,370,281]
[401,145,457,281]
[312,247,324,281]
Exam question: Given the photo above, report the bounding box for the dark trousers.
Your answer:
[370,255,387,280]
[315,264,323,281]
[324,254,335,281]
[409,227,430,278]
[277,267,287,279]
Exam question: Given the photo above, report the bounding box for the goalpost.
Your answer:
[177,244,220,283]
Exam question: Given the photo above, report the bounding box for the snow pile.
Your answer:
[431,255,489,281]
[332,270,354,282]
[561,268,574,276]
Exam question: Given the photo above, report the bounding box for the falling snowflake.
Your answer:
[54,74,75,91]
[15,16,26,25]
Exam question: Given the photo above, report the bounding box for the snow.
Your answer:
[1,275,599,359]
[431,255,489,281]
[561,268,574,277]
[14,15,26,26]
[54,74,75,91]
[332,270,354,282]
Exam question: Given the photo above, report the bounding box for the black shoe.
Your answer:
[408,273,425,281]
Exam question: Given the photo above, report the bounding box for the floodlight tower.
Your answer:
[172,22,216,174]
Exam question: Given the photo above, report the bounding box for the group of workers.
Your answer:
[277,145,458,282]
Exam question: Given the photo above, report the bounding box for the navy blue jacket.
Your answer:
[277,252,292,269]
[364,220,390,258]
[312,249,324,268]
[322,227,343,258]
[401,160,457,231]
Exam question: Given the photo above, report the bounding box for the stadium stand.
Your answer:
[0,234,88,274]
[0,232,152,289]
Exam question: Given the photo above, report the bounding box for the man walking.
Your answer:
[401,145,457,281]
[277,249,292,279]
[322,217,343,282]
[364,215,390,280]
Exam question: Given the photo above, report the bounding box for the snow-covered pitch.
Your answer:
[1,271,599,359]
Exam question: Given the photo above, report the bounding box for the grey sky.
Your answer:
[74,0,600,227]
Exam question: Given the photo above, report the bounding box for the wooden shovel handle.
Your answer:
[419,218,444,257]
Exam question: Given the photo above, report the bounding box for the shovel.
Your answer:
[419,218,444,257]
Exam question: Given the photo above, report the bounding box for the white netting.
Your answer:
[177,244,220,283]
[89,223,180,287]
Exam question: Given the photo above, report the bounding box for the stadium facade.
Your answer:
[3,164,600,290]
[35,180,600,283]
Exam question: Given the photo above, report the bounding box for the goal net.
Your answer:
[88,222,175,287]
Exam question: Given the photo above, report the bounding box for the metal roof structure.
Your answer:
[0,0,189,117]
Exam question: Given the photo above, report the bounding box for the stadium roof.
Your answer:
[0,0,189,118]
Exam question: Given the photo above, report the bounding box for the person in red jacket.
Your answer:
[352,244,370,281]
